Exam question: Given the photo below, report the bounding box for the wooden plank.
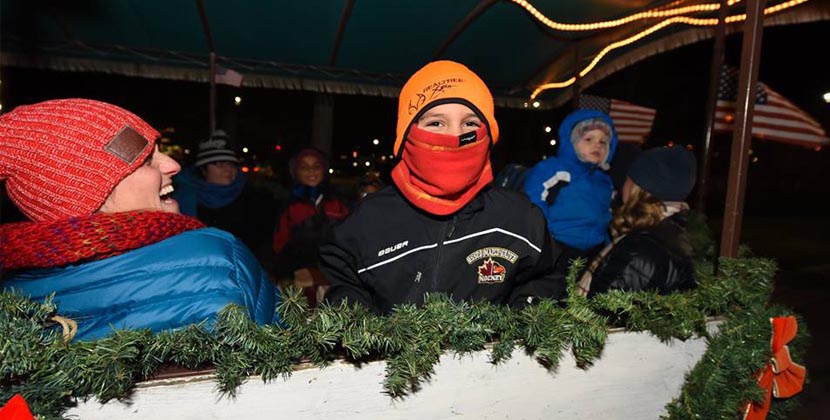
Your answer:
[69,322,719,419]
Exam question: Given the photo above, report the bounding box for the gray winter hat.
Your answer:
[195,129,239,167]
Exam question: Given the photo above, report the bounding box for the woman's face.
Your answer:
[203,161,238,185]
[296,155,324,187]
[99,145,182,214]
[417,103,482,137]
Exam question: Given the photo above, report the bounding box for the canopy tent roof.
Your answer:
[1,0,828,109]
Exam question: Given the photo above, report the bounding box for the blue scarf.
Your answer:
[292,184,321,202]
[173,166,247,216]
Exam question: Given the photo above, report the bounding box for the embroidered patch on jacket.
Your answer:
[478,258,506,284]
[466,247,519,265]
[105,126,150,164]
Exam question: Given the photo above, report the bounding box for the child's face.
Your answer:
[417,103,482,137]
[296,155,324,187]
[574,129,609,164]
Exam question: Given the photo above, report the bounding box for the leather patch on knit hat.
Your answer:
[105,126,151,164]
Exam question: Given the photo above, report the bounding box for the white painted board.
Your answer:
[69,322,719,420]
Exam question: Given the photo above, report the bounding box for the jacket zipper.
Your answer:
[432,215,458,290]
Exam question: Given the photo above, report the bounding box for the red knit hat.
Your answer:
[0,99,159,221]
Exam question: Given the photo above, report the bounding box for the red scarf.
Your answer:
[392,124,493,216]
[0,211,205,271]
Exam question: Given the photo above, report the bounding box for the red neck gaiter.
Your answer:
[392,124,493,216]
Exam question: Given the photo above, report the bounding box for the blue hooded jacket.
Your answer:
[523,109,618,250]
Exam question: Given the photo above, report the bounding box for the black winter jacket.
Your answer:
[321,185,566,314]
[587,212,696,297]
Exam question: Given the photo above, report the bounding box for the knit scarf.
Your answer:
[174,166,247,213]
[392,124,492,216]
[0,211,205,271]
[292,184,322,203]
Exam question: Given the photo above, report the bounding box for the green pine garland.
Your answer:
[0,256,808,420]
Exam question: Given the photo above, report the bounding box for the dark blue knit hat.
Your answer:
[627,146,697,202]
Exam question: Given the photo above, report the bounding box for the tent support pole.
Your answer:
[696,0,728,212]
[570,46,582,110]
[720,0,766,259]
[196,0,217,134]
[209,52,216,133]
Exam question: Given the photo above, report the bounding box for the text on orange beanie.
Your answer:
[394,60,499,157]
[0,99,159,221]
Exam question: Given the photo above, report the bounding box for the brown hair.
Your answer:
[610,183,664,238]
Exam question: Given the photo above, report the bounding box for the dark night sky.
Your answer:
[1,20,828,216]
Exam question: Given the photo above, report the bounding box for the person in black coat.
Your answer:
[321,61,565,314]
[172,130,278,268]
[576,146,698,297]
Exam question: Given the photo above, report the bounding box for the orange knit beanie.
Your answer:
[394,61,499,156]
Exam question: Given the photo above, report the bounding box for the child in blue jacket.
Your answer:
[523,109,618,274]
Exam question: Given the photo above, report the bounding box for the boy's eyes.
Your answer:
[583,136,607,145]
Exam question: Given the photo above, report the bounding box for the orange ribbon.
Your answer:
[743,316,807,420]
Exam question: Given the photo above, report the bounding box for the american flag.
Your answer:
[214,66,244,87]
[578,94,656,143]
[714,65,828,147]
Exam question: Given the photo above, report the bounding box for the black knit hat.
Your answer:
[195,129,239,167]
[628,146,697,202]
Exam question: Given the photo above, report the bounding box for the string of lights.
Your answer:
[530,0,810,99]
[510,0,742,32]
